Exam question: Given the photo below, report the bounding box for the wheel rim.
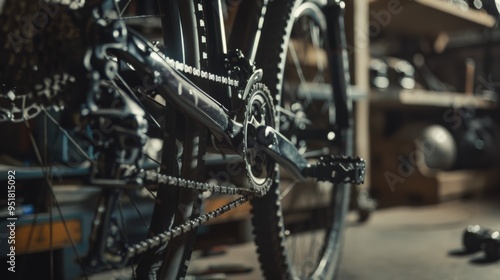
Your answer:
[0,1,203,279]
[279,2,346,278]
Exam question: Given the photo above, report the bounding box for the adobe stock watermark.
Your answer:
[442,74,499,132]
[8,0,60,53]
[440,74,497,130]
[347,0,404,57]
[384,136,437,192]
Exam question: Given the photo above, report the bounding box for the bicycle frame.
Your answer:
[70,1,364,274]
[0,4,372,280]
[87,0,354,182]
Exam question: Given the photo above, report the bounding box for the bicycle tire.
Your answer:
[251,1,352,279]
[133,1,210,279]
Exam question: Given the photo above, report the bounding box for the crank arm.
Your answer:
[255,126,366,184]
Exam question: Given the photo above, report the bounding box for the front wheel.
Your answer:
[251,1,352,279]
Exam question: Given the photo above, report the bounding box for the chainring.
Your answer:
[242,83,277,194]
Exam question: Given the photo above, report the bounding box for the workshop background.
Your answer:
[187,1,500,279]
[0,0,500,279]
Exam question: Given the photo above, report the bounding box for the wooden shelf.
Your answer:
[369,0,496,38]
[371,89,498,109]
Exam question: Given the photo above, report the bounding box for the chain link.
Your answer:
[126,195,251,259]
[140,169,253,196]
[126,168,255,259]
[151,48,240,88]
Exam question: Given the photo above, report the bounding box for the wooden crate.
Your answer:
[371,136,500,207]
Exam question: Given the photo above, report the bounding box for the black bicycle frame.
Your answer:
[86,1,352,182]
[110,0,352,181]
[116,31,309,179]
[80,0,357,272]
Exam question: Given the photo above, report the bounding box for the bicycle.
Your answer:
[0,0,364,279]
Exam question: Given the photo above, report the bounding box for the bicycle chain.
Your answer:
[122,59,276,259]
[124,169,256,260]
[139,169,253,196]
[152,47,240,89]
[125,195,250,259]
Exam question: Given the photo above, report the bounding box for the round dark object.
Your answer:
[419,125,456,170]
[463,225,490,253]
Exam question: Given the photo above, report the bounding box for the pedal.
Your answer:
[303,156,365,184]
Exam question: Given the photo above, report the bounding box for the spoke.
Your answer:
[107,14,164,21]
[114,73,163,129]
[41,109,92,162]
[280,179,298,199]
[309,22,326,83]
[43,110,56,279]
[138,153,161,200]
[125,190,150,230]
[142,183,157,201]
[118,199,129,244]
[289,39,312,105]
[144,151,162,167]
[23,119,89,279]
[120,0,133,17]
[113,0,123,20]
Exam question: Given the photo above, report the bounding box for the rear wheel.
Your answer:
[0,1,207,279]
[133,1,210,279]
[251,1,352,279]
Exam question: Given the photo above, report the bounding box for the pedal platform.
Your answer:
[303,155,366,184]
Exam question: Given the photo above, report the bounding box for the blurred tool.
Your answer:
[370,57,415,90]
[463,225,500,261]
[463,225,491,253]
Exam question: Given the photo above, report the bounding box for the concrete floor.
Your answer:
[187,198,500,280]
